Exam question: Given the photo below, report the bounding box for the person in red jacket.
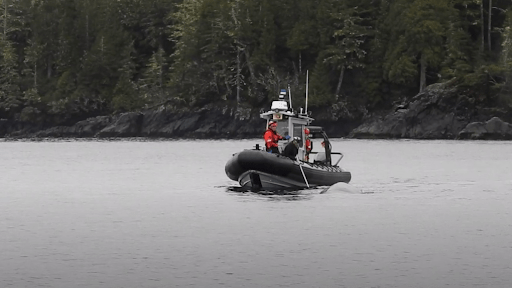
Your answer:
[304,128,313,161]
[264,121,289,153]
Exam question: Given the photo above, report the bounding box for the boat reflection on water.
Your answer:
[224,184,326,202]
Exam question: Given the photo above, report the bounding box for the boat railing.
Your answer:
[331,152,344,166]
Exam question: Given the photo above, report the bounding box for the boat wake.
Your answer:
[323,182,367,194]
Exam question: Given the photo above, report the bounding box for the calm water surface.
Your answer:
[1,139,512,288]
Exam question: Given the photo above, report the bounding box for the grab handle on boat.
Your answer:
[299,163,310,188]
[334,153,343,166]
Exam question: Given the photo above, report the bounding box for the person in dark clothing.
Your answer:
[282,137,300,160]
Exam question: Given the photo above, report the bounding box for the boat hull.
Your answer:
[239,170,314,190]
[225,149,351,191]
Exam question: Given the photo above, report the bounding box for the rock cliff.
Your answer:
[349,82,512,140]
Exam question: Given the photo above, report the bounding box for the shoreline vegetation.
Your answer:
[1,0,512,140]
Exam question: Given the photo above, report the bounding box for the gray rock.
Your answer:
[458,117,512,140]
[349,81,506,139]
[31,116,113,138]
[97,112,143,137]
[74,116,112,137]
[140,107,172,136]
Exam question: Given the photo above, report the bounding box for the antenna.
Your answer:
[288,84,292,111]
[305,70,309,114]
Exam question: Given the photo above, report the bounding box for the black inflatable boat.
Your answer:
[225,88,351,191]
[225,149,351,190]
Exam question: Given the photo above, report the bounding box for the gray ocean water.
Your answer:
[1,139,512,288]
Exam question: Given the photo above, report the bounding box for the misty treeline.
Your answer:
[1,0,511,123]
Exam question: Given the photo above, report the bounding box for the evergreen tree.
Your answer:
[440,0,481,80]
[0,39,22,118]
[286,0,320,74]
[383,0,454,93]
[0,0,22,118]
[323,1,368,99]
[308,57,334,107]
[76,1,136,103]
[169,0,207,104]
[498,9,512,106]
[138,46,166,104]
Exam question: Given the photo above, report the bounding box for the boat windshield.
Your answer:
[292,124,303,147]
[276,122,289,138]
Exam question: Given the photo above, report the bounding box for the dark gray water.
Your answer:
[2,139,512,288]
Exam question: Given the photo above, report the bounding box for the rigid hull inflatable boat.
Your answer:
[225,87,351,191]
[226,149,351,190]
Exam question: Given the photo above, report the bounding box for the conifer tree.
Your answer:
[323,2,368,99]
[287,0,320,74]
[383,0,453,93]
[0,0,22,118]
[138,46,166,104]
[251,0,280,98]
[499,9,512,105]
[169,0,207,103]
[441,0,480,80]
[0,39,22,118]
[309,57,334,107]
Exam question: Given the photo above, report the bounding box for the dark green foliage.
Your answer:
[309,58,334,107]
[382,0,453,92]
[0,40,23,118]
[0,0,511,123]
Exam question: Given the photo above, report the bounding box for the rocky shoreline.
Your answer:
[349,83,512,140]
[1,83,512,140]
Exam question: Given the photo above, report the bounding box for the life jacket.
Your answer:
[305,139,312,152]
[264,129,282,150]
[304,138,313,161]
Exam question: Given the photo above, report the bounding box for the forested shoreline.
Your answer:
[1,0,512,132]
